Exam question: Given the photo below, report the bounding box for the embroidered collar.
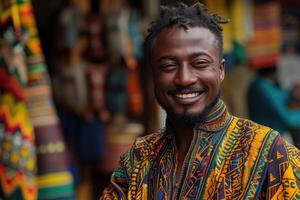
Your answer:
[195,99,232,132]
[165,99,232,133]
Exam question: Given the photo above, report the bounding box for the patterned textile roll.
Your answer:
[0,92,37,200]
[247,2,281,69]
[0,3,37,198]
[0,0,75,199]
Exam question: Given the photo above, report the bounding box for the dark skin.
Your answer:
[152,26,225,182]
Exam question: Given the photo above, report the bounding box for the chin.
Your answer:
[164,98,220,126]
[167,107,210,125]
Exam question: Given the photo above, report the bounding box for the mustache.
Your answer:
[167,87,205,96]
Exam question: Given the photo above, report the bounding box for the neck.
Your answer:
[168,118,194,151]
[166,98,226,151]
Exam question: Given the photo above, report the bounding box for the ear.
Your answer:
[219,58,225,82]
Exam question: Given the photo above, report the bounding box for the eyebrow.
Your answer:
[189,52,212,59]
[156,52,213,62]
[157,55,177,62]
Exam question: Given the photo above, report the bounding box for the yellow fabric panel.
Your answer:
[204,0,233,53]
[231,0,246,43]
[37,172,73,188]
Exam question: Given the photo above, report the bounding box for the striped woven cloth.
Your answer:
[247,2,281,69]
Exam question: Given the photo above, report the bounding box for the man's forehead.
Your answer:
[153,26,219,57]
[154,26,217,46]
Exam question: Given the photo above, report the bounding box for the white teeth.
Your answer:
[176,92,199,99]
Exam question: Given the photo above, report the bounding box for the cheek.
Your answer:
[153,79,168,99]
[200,73,221,92]
[156,74,175,91]
[210,77,221,89]
[197,70,214,80]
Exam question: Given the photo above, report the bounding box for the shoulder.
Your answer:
[232,117,299,163]
[134,130,166,149]
[120,130,167,165]
[230,116,280,144]
[232,116,299,159]
[231,116,276,133]
[271,137,300,169]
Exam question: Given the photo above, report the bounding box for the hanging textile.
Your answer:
[0,65,37,199]
[247,2,281,69]
[0,0,75,199]
[205,0,248,67]
[230,0,248,63]
[204,0,233,54]
[0,1,36,199]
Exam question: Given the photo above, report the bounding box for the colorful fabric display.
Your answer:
[247,2,281,69]
[205,0,248,67]
[205,0,233,54]
[37,172,74,200]
[0,2,37,198]
[0,91,37,200]
[0,0,75,199]
[231,0,248,63]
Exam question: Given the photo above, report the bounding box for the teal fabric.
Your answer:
[233,41,247,64]
[247,76,300,133]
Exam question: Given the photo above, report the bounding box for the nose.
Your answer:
[174,63,197,87]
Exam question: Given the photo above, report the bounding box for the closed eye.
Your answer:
[160,63,177,72]
[191,60,210,68]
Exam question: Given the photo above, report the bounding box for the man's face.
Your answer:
[152,26,225,123]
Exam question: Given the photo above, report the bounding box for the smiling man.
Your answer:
[101,2,300,199]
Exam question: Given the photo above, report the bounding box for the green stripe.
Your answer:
[38,184,74,199]
[28,64,47,74]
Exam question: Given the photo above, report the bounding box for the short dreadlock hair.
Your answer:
[145,1,229,60]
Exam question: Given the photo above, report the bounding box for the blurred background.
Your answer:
[1,0,300,199]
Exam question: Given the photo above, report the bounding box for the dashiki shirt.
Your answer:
[101,99,300,199]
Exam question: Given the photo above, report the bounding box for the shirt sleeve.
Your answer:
[262,135,300,199]
[100,152,131,200]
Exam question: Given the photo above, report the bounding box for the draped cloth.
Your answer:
[101,99,300,199]
[247,2,281,69]
[0,0,74,199]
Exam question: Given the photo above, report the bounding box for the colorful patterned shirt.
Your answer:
[101,99,300,199]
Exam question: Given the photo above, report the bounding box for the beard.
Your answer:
[155,89,220,125]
